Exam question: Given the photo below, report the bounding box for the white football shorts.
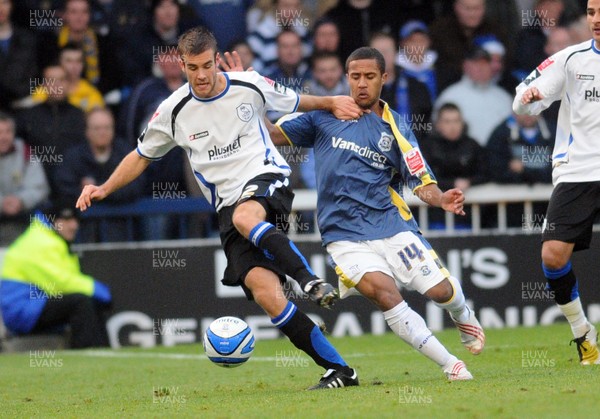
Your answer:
[326,231,450,298]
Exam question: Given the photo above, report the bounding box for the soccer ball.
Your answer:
[203,316,255,367]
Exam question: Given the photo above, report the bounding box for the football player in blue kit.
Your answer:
[269,47,485,381]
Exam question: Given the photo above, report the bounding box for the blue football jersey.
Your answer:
[277,101,437,245]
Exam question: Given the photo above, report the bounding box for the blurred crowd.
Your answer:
[0,0,590,243]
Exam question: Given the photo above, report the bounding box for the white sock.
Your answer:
[435,276,469,322]
[558,298,589,338]
[384,301,452,367]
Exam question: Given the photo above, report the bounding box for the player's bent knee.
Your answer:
[231,208,252,235]
[541,243,571,269]
[425,279,453,303]
[370,288,403,311]
[244,267,286,313]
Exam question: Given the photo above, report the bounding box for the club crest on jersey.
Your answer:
[236,103,254,122]
[378,132,393,152]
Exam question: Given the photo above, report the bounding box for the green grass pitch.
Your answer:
[1,324,598,418]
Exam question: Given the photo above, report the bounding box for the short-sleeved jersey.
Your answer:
[277,101,436,245]
[513,39,600,185]
[137,71,299,211]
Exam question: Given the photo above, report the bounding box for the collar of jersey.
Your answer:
[592,39,600,55]
[189,73,230,102]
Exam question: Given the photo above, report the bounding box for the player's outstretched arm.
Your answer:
[76,150,151,211]
[518,86,544,105]
[415,183,466,216]
[297,95,363,120]
[264,117,289,146]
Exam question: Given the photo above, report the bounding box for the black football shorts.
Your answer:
[217,173,294,298]
[542,181,600,251]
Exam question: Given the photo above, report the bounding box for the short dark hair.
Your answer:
[0,111,15,132]
[310,50,341,68]
[177,26,218,57]
[276,28,301,44]
[60,41,83,56]
[438,102,461,115]
[345,47,386,74]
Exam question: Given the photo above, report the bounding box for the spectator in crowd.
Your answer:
[0,112,50,245]
[484,0,519,58]
[434,46,513,146]
[300,51,349,191]
[324,0,396,62]
[421,103,487,229]
[118,0,185,89]
[120,45,184,145]
[247,0,312,73]
[545,25,575,54]
[16,64,86,195]
[303,51,348,97]
[190,0,254,53]
[265,29,310,123]
[265,29,310,85]
[311,18,341,58]
[55,107,144,242]
[396,19,438,101]
[227,39,258,71]
[514,0,566,74]
[485,113,554,227]
[568,12,593,43]
[474,34,519,94]
[0,200,111,348]
[119,46,190,240]
[538,26,574,127]
[38,0,101,86]
[32,42,104,112]
[486,113,553,185]
[0,0,38,111]
[10,0,62,32]
[370,31,432,141]
[87,0,151,39]
[429,0,508,91]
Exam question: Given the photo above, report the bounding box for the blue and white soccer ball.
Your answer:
[203,316,255,367]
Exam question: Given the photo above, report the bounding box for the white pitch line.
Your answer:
[67,350,390,362]
[63,343,525,362]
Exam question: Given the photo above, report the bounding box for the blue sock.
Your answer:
[249,222,317,286]
[542,261,579,304]
[273,301,348,371]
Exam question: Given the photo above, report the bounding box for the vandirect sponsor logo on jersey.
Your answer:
[331,136,387,168]
[584,87,600,102]
[208,136,242,161]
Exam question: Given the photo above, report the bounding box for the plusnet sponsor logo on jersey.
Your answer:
[584,87,600,102]
[331,136,387,167]
[207,136,242,161]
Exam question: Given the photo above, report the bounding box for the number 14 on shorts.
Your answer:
[397,243,425,271]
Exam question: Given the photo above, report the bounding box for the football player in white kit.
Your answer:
[514,0,600,365]
[77,27,362,389]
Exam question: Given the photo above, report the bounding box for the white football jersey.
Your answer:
[137,71,298,211]
[513,40,600,185]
